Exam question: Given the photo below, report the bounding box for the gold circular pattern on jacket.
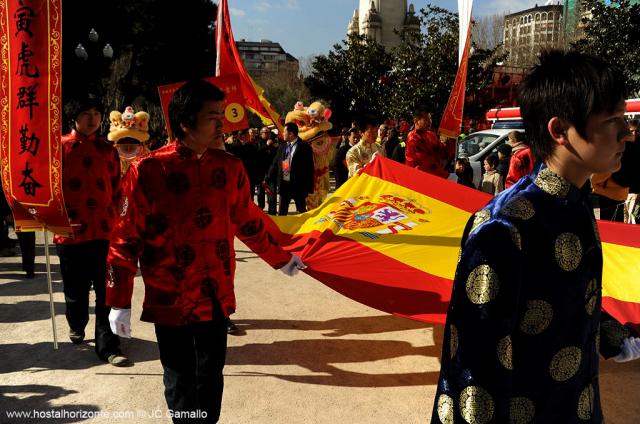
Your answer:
[466,265,499,305]
[577,384,594,420]
[534,167,570,198]
[497,335,513,370]
[549,347,582,381]
[509,225,522,250]
[471,209,491,234]
[450,324,459,359]
[501,196,535,220]
[519,300,553,335]
[437,394,455,424]
[459,386,494,424]
[585,278,597,315]
[554,233,582,271]
[509,397,535,424]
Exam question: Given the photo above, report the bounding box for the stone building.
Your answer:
[346,0,420,49]
[236,39,298,77]
[502,2,564,67]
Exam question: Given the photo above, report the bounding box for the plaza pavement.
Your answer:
[0,230,639,423]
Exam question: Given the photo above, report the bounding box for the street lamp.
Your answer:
[74,28,114,60]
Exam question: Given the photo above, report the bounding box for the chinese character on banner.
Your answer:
[157,74,249,138]
[0,0,72,236]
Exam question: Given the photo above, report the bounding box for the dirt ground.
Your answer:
[0,231,639,423]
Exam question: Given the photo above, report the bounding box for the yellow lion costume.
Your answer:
[285,101,335,209]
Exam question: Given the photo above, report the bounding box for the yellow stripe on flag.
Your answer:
[273,172,470,279]
[602,242,640,303]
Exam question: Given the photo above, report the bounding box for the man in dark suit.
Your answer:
[267,122,315,215]
[333,127,360,190]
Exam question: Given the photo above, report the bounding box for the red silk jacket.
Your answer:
[505,145,535,188]
[54,130,121,245]
[404,129,453,178]
[106,142,292,326]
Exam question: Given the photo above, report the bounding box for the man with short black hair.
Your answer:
[107,79,305,422]
[56,94,126,365]
[431,50,639,424]
[267,122,315,215]
[405,107,454,177]
[345,116,385,178]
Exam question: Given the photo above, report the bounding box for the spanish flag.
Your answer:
[269,156,640,331]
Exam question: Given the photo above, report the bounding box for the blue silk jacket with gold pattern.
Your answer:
[431,164,632,424]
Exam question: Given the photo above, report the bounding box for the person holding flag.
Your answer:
[432,50,640,424]
[106,79,306,422]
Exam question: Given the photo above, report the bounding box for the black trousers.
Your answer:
[278,181,307,216]
[56,239,120,358]
[17,232,35,274]
[155,317,228,424]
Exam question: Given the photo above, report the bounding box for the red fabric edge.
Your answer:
[602,296,640,334]
[598,220,640,249]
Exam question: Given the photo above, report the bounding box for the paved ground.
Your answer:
[1,230,639,423]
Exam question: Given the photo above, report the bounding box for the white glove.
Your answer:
[109,308,132,338]
[613,337,640,362]
[279,254,307,276]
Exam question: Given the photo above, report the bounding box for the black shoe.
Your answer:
[107,353,131,367]
[69,330,84,344]
[226,317,238,334]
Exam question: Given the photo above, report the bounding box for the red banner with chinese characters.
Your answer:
[158,74,249,138]
[0,0,71,236]
[438,23,472,139]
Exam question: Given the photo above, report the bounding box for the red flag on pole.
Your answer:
[215,0,284,133]
[0,0,72,237]
[438,24,472,139]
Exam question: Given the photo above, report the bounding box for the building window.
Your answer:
[549,12,554,20]
[535,13,540,21]
[542,12,547,21]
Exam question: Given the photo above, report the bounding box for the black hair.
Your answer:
[64,93,104,124]
[284,122,299,136]
[485,153,500,168]
[497,143,513,156]
[168,79,225,140]
[356,115,379,131]
[517,49,627,162]
[412,104,433,119]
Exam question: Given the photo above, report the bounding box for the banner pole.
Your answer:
[43,229,58,350]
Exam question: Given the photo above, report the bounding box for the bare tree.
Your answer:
[297,54,316,78]
[255,68,311,117]
[472,13,505,50]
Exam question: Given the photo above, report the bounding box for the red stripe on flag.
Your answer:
[598,220,640,248]
[602,296,640,334]
[363,157,490,213]
[278,229,452,324]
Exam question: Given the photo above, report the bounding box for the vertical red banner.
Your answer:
[438,24,472,139]
[0,0,71,236]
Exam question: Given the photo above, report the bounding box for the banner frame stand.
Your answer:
[43,229,58,350]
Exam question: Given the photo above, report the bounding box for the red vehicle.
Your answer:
[485,98,640,128]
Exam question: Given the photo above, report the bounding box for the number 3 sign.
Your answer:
[158,74,249,136]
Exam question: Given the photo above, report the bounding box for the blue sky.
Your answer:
[225,0,546,58]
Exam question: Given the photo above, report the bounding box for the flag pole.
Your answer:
[43,229,58,349]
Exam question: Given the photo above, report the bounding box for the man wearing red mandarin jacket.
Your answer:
[106,79,305,423]
[54,94,126,366]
